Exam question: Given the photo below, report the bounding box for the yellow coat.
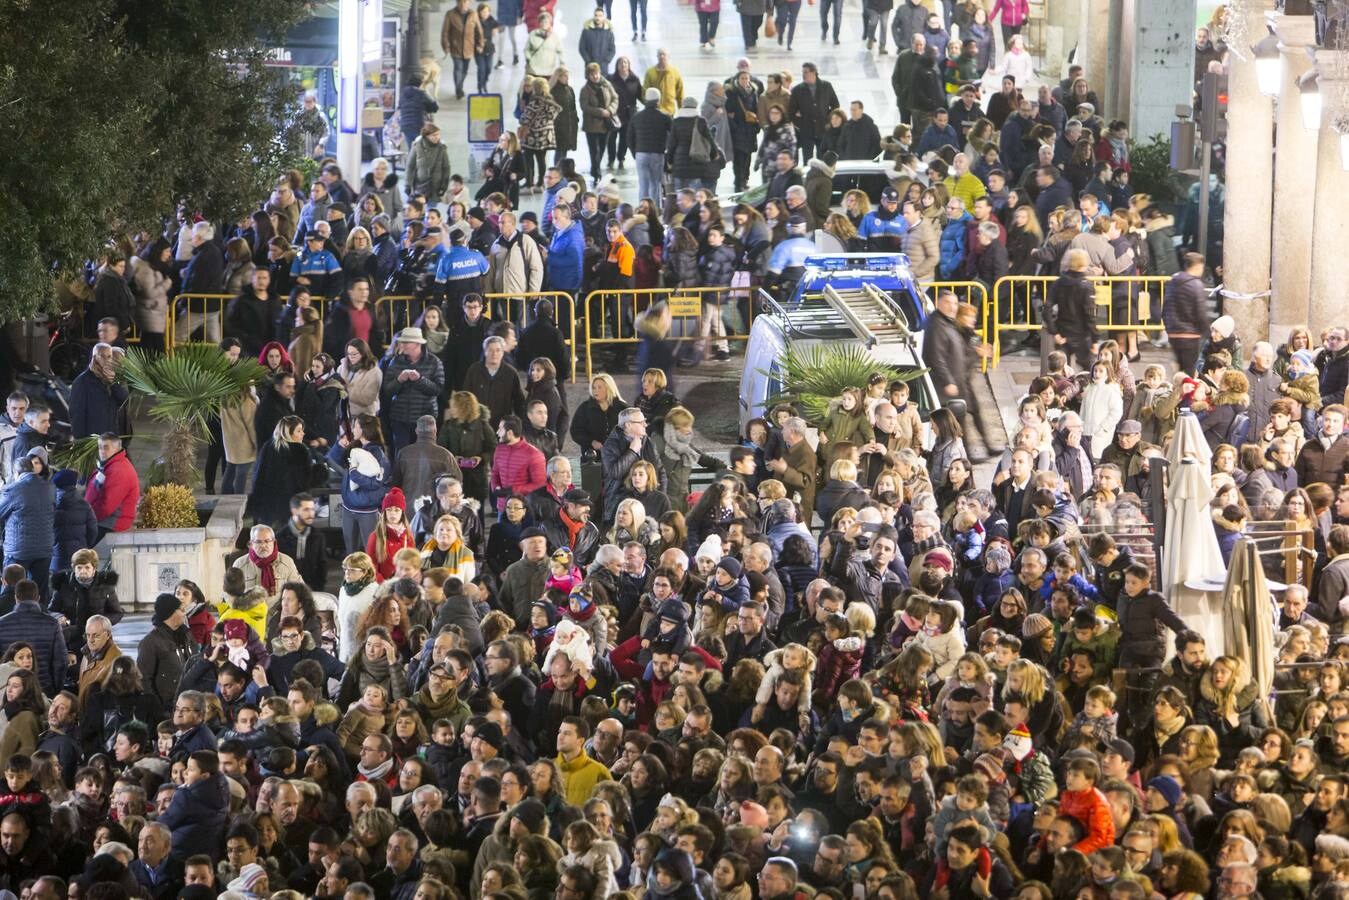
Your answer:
[641,65,684,115]
[217,597,269,640]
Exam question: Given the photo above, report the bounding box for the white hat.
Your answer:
[695,535,723,562]
[395,326,427,344]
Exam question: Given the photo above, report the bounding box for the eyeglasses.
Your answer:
[281,632,302,640]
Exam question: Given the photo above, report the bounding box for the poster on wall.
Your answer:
[467,94,504,179]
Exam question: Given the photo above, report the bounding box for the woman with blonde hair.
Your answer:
[1003,658,1060,744]
[422,514,475,583]
[843,189,871,229]
[820,213,864,253]
[571,373,628,454]
[608,497,660,552]
[1194,654,1268,766]
[440,391,496,505]
[1176,724,1221,803]
[336,552,380,662]
[248,415,321,526]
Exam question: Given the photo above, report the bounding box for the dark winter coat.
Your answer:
[667,109,722,180]
[136,621,195,712]
[50,569,124,649]
[438,408,497,501]
[51,486,97,573]
[570,398,628,453]
[249,439,325,526]
[69,369,129,441]
[159,772,230,862]
[788,78,840,140]
[551,82,579,153]
[0,601,67,695]
[323,299,388,359]
[601,427,667,507]
[1044,269,1098,345]
[630,101,673,154]
[1163,270,1210,338]
[0,473,53,561]
[463,360,527,427]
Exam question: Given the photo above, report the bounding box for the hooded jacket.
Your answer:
[0,473,54,560]
[578,18,615,71]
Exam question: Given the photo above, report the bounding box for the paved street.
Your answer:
[430,0,1027,209]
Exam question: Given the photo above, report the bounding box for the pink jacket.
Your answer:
[990,0,1029,26]
[489,440,547,511]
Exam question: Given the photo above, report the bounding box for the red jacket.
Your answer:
[366,526,415,581]
[1058,786,1116,854]
[86,449,140,532]
[489,439,547,512]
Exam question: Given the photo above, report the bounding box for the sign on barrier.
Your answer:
[667,296,702,318]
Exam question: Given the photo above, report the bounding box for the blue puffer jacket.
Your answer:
[0,473,55,559]
[326,442,392,514]
[158,772,229,862]
[52,486,98,572]
[939,211,971,279]
[546,222,586,292]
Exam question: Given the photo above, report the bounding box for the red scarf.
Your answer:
[248,546,279,594]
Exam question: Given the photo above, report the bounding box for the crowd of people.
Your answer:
[10,3,1346,900]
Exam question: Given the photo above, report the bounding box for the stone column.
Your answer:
[1082,0,1113,113]
[1041,0,1084,80]
[1126,0,1198,141]
[1221,0,1275,347]
[1308,50,1349,337]
[1267,14,1319,343]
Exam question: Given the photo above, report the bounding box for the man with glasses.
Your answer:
[482,640,536,734]
[757,857,804,900]
[76,614,121,704]
[584,718,625,768]
[557,866,598,900]
[411,661,471,736]
[167,691,215,758]
[805,836,848,891]
[600,408,665,522]
[1120,826,1161,880]
[231,525,299,606]
[267,614,344,694]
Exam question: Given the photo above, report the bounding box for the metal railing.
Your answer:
[584,287,755,382]
[168,293,234,348]
[983,274,1170,368]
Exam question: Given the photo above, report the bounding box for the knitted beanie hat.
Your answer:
[1022,613,1052,639]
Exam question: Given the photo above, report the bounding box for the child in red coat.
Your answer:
[1057,756,1117,854]
[814,614,864,701]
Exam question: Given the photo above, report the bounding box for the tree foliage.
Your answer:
[0,0,311,319]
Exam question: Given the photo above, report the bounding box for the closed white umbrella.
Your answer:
[1162,455,1227,653]
[1222,537,1277,702]
[1167,409,1212,469]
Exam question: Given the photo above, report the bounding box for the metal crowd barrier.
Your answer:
[584,287,755,382]
[983,274,1171,369]
[168,293,234,348]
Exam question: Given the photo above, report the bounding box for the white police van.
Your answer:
[739,253,944,435]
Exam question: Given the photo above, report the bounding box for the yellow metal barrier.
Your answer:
[482,292,579,383]
[80,309,142,345]
[924,280,989,316]
[985,274,1170,369]
[584,287,755,382]
[168,293,234,349]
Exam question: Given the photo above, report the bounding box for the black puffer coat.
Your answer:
[50,570,124,650]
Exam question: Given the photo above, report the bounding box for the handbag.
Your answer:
[690,122,715,164]
[764,15,777,37]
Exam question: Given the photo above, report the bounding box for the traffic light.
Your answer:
[1200,71,1229,142]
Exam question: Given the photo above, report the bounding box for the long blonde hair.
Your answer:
[590,373,624,407]
[273,415,303,451]
[1004,658,1048,707]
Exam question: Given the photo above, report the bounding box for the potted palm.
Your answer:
[762,344,925,427]
[53,343,267,606]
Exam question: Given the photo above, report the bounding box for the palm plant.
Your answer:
[116,344,267,488]
[761,344,925,426]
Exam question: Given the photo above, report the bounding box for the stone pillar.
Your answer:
[1308,50,1349,337]
[1082,0,1113,113]
[1268,14,1319,343]
[1126,0,1198,141]
[1042,0,1083,79]
[1221,0,1275,347]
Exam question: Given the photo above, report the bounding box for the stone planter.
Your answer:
[97,495,247,611]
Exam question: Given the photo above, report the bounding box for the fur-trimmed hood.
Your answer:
[1212,507,1246,532]
[1144,214,1175,232]
[313,701,341,727]
[808,158,835,178]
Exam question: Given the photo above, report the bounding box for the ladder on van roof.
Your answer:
[762,283,916,349]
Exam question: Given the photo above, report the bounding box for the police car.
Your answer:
[739,253,942,435]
